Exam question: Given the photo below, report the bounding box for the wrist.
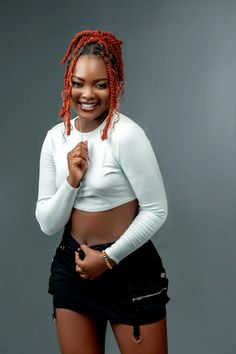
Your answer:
[67,176,80,188]
[101,250,116,269]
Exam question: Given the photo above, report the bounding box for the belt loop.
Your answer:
[132,324,142,343]
[65,219,71,232]
[62,220,71,242]
[126,281,143,343]
[132,305,142,342]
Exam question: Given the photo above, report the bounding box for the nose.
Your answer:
[81,85,95,101]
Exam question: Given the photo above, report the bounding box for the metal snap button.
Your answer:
[160,272,166,278]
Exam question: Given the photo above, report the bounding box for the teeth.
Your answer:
[80,103,97,109]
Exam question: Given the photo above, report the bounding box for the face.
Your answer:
[70,55,110,125]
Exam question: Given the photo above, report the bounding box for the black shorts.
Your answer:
[48,227,170,341]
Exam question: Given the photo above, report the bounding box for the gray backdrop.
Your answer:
[0,0,235,353]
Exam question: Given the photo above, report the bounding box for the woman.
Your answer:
[35,29,170,354]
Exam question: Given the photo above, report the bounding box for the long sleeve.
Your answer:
[35,130,80,235]
[104,124,168,264]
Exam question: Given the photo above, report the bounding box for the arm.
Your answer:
[35,130,80,235]
[104,124,168,264]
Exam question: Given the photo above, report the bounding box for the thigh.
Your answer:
[55,308,107,354]
[111,317,168,354]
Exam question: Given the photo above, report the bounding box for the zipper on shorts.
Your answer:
[132,287,167,302]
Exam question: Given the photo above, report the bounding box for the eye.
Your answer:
[71,81,83,88]
[96,83,108,89]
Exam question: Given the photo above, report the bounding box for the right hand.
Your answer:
[67,141,89,188]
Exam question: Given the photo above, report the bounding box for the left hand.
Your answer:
[75,244,110,280]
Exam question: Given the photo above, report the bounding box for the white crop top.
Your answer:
[35,112,168,263]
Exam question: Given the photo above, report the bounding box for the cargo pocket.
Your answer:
[126,271,170,342]
[127,269,170,302]
[130,277,169,302]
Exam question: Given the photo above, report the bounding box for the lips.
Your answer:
[79,102,98,110]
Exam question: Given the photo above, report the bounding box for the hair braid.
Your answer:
[58,29,124,139]
[63,53,80,134]
[101,59,117,140]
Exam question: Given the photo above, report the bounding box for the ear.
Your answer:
[61,90,66,101]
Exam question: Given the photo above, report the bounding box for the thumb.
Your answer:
[80,244,90,254]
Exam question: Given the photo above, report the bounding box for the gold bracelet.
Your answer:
[102,250,113,270]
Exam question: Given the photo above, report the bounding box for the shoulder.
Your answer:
[110,113,151,162]
[111,112,146,140]
[42,118,68,143]
[47,119,66,138]
[40,119,68,152]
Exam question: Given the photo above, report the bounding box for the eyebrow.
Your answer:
[72,75,108,83]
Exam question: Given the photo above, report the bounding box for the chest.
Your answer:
[54,138,123,192]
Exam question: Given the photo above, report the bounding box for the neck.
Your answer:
[76,111,108,133]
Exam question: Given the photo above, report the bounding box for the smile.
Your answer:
[79,103,98,110]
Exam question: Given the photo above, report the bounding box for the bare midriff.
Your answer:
[70,199,139,246]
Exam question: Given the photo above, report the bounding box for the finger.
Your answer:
[78,140,88,147]
[74,158,89,170]
[75,264,83,273]
[81,140,88,147]
[71,147,89,159]
[80,273,90,280]
[75,251,80,262]
[73,151,88,161]
[75,251,85,264]
[70,150,87,161]
[68,151,84,162]
[75,143,88,152]
[80,244,90,255]
[68,149,87,161]
[73,141,88,151]
[71,156,88,167]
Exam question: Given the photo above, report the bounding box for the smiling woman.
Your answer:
[70,55,110,132]
[35,29,170,354]
[59,33,124,139]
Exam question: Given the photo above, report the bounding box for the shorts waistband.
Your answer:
[55,229,115,262]
[61,228,115,253]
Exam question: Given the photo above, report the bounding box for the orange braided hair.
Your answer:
[59,29,124,140]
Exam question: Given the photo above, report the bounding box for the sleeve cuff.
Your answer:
[104,247,119,265]
[64,178,81,191]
